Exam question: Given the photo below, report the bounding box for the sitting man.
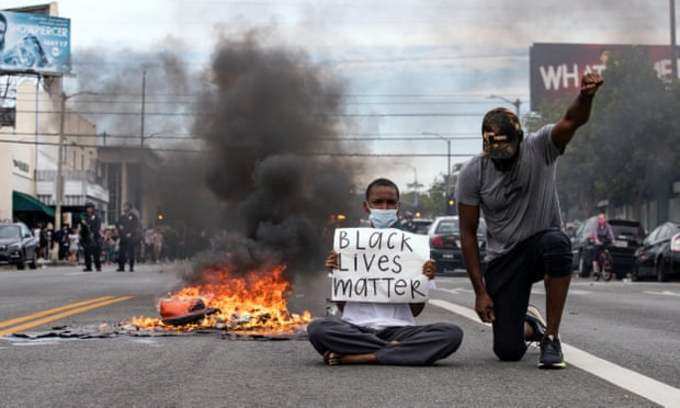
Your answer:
[307,178,463,366]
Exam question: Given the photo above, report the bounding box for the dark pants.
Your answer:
[83,241,102,271]
[307,318,463,366]
[484,229,572,361]
[118,239,136,270]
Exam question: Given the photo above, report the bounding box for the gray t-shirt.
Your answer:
[455,124,562,261]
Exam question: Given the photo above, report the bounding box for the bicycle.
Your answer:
[592,242,614,282]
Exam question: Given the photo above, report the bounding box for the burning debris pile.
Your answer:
[130,264,311,336]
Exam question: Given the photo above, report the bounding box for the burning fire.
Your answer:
[130,264,311,335]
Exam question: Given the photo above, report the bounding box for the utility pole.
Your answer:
[55,92,66,230]
[405,165,423,208]
[140,70,146,147]
[446,138,451,194]
[421,131,452,194]
[671,0,678,80]
[54,91,98,230]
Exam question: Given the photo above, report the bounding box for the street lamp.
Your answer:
[487,94,522,116]
[55,91,100,231]
[422,131,451,194]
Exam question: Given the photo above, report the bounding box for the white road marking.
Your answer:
[429,298,680,407]
[531,289,591,296]
[435,287,590,296]
[433,288,475,295]
[644,290,680,298]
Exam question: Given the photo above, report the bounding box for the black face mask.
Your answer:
[482,110,523,171]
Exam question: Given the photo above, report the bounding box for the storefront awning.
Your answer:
[13,191,55,217]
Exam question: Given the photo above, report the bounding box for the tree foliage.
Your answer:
[530,48,680,220]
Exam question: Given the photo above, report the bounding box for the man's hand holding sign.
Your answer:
[307,178,462,366]
[329,228,432,303]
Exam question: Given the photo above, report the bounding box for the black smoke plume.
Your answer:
[188,32,359,278]
[70,32,360,283]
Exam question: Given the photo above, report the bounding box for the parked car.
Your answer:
[428,216,486,273]
[0,223,38,270]
[411,218,433,235]
[572,217,645,279]
[633,222,680,282]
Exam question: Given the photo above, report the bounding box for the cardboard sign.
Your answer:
[331,228,430,303]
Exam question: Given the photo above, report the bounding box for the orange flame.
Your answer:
[130,264,311,335]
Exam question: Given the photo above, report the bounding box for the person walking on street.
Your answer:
[81,202,103,272]
[117,202,140,272]
[68,227,79,265]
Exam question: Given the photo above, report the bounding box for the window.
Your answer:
[656,225,672,241]
[435,220,459,235]
[645,227,661,245]
[0,226,20,239]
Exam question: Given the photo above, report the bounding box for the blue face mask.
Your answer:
[368,208,398,229]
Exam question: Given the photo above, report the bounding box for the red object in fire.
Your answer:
[159,297,206,319]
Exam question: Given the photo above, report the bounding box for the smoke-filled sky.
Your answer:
[4,0,677,191]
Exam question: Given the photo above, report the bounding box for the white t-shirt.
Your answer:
[342,302,416,329]
[341,280,436,330]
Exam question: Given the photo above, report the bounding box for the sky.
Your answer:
[3,0,677,192]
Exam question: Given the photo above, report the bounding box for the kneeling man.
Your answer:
[308,178,463,366]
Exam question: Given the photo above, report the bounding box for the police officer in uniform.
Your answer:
[117,202,140,272]
[81,202,102,272]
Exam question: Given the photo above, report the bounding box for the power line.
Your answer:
[1,131,482,141]
[10,98,514,106]
[10,109,488,117]
[0,138,476,157]
[7,91,529,99]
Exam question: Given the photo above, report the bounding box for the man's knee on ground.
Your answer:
[540,230,573,278]
[493,340,526,361]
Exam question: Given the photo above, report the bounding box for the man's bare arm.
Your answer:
[459,204,483,294]
[551,73,604,151]
[459,203,495,322]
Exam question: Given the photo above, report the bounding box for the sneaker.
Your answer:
[539,335,566,369]
[83,268,93,272]
[525,304,546,342]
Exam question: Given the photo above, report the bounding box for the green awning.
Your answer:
[13,191,55,217]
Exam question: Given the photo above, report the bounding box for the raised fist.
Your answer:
[581,73,604,97]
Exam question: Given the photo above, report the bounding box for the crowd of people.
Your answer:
[30,203,182,270]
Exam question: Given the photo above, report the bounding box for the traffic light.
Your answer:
[446,194,456,215]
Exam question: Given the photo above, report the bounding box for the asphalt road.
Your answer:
[1,264,679,407]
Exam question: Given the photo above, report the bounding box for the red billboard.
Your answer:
[529,43,680,110]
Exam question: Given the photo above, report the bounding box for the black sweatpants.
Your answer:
[307,318,463,366]
[118,239,136,271]
[83,242,101,271]
[484,229,572,361]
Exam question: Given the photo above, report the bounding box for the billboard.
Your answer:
[0,10,70,75]
[530,43,680,110]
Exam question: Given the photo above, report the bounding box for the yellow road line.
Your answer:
[0,296,115,329]
[0,296,133,336]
